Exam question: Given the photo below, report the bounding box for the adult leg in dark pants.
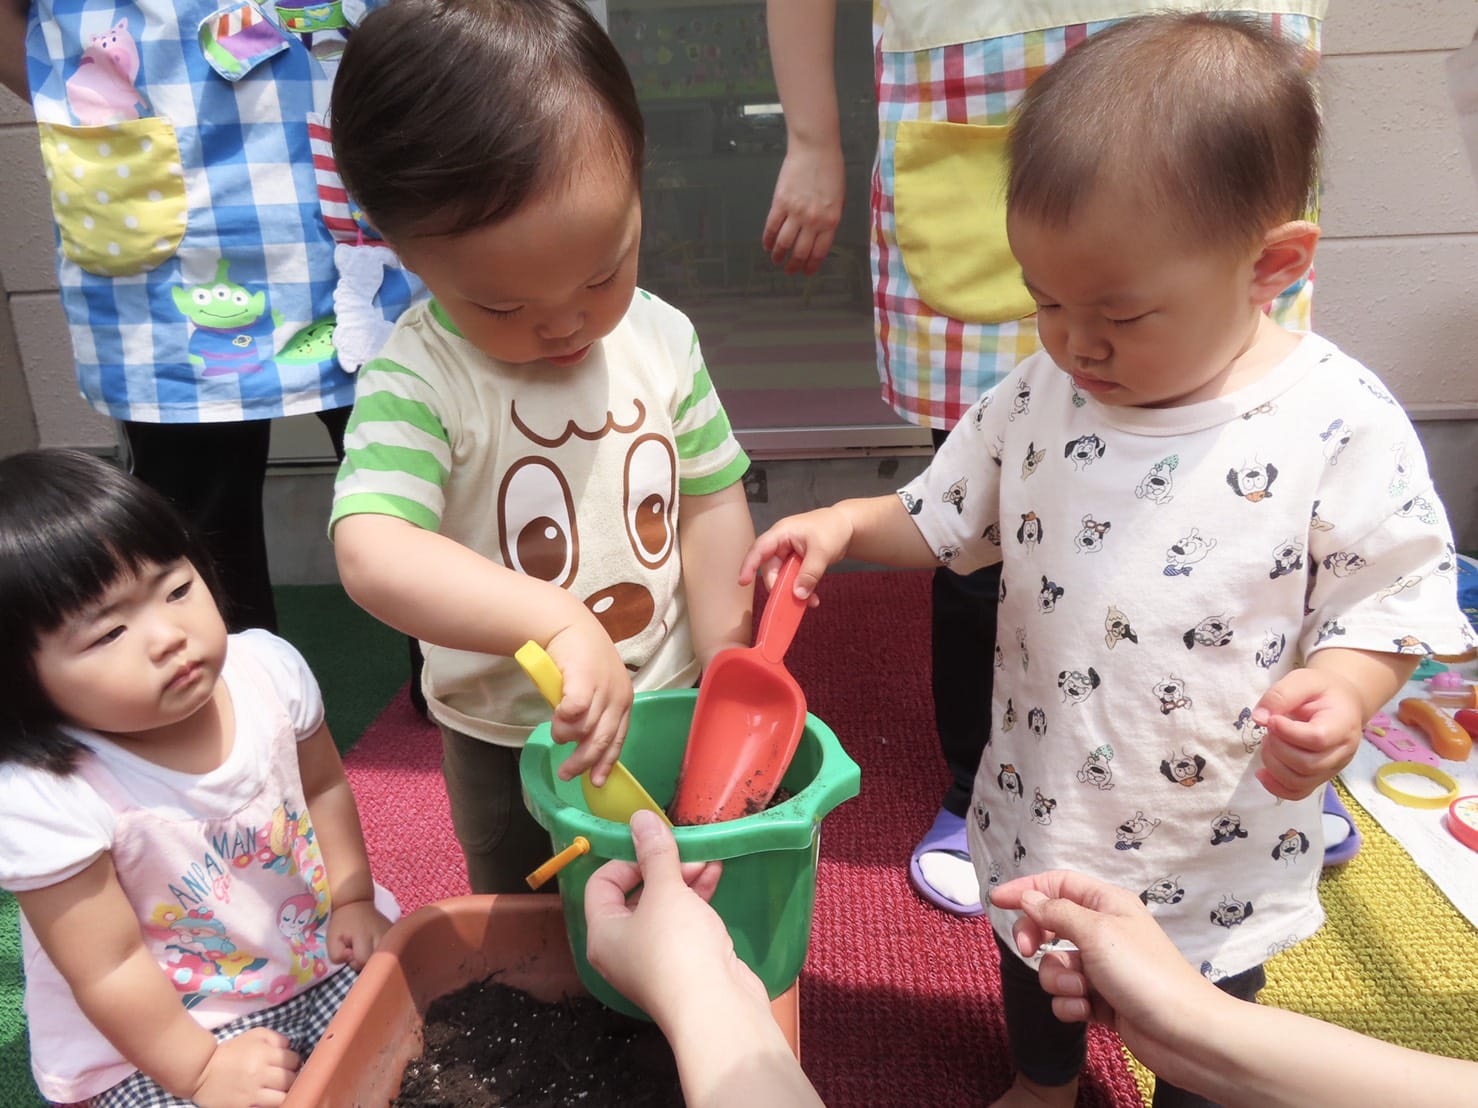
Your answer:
[995,932,1265,1107]
[126,408,352,633]
[909,427,1001,916]
[124,419,277,632]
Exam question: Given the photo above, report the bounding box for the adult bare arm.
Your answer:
[763,0,844,275]
[992,869,1477,1108]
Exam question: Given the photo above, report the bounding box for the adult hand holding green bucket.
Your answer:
[520,686,861,1019]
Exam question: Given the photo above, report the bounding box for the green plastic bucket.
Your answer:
[519,688,860,1019]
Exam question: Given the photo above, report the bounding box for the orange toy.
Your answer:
[1396,698,1472,762]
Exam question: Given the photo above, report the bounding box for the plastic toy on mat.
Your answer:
[1363,711,1441,767]
[1424,671,1478,708]
[1449,795,1478,852]
[1396,698,1473,762]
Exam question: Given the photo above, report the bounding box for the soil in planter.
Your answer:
[392,976,684,1107]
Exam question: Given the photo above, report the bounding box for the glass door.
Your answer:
[607,0,925,457]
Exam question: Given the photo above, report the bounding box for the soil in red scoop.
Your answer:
[392,977,683,1107]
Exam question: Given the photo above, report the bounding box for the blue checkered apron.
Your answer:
[23,0,418,423]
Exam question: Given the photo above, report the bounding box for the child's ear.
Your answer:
[1249,220,1320,304]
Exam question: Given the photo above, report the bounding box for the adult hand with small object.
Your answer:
[584,811,824,1108]
[584,809,730,1016]
[991,869,1478,1108]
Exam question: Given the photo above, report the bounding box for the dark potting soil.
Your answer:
[672,783,795,824]
[392,977,684,1108]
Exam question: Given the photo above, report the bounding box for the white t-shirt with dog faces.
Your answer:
[901,333,1472,978]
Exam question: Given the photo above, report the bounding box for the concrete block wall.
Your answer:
[1317,5,1478,408]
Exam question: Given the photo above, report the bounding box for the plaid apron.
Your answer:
[871,1,1324,429]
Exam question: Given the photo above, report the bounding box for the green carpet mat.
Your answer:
[273,584,410,755]
[0,585,407,1106]
[0,894,28,1108]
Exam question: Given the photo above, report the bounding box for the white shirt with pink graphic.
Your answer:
[0,630,390,1103]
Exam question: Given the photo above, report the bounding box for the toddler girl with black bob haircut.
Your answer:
[0,449,395,1107]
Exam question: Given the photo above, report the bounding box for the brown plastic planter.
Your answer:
[286,894,800,1107]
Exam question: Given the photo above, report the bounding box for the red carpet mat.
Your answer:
[344,569,1143,1106]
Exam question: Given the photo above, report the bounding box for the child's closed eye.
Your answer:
[482,304,523,319]
[1108,312,1149,326]
[588,271,619,291]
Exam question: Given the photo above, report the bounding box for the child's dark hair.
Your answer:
[331,0,645,242]
[0,449,222,774]
[1008,12,1321,252]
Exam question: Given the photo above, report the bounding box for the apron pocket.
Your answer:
[893,120,1035,325]
[38,117,187,278]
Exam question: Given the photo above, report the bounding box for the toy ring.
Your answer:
[1375,761,1460,809]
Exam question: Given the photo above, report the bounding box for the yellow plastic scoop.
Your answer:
[514,641,672,827]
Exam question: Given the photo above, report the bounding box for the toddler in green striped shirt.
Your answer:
[325,0,757,892]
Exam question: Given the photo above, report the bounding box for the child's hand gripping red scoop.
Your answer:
[669,555,810,825]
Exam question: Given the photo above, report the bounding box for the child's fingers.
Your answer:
[242,1026,292,1051]
[339,930,377,970]
[1254,668,1326,722]
[589,744,618,787]
[1260,713,1330,752]
[1261,721,1348,783]
[1254,753,1321,800]
[1255,766,1315,800]
[738,537,791,586]
[569,716,627,787]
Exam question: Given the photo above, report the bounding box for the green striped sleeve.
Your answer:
[330,358,453,535]
[674,344,749,496]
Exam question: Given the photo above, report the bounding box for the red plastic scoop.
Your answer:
[669,555,809,825]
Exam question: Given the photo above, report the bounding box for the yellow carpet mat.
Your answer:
[1130,778,1478,1102]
